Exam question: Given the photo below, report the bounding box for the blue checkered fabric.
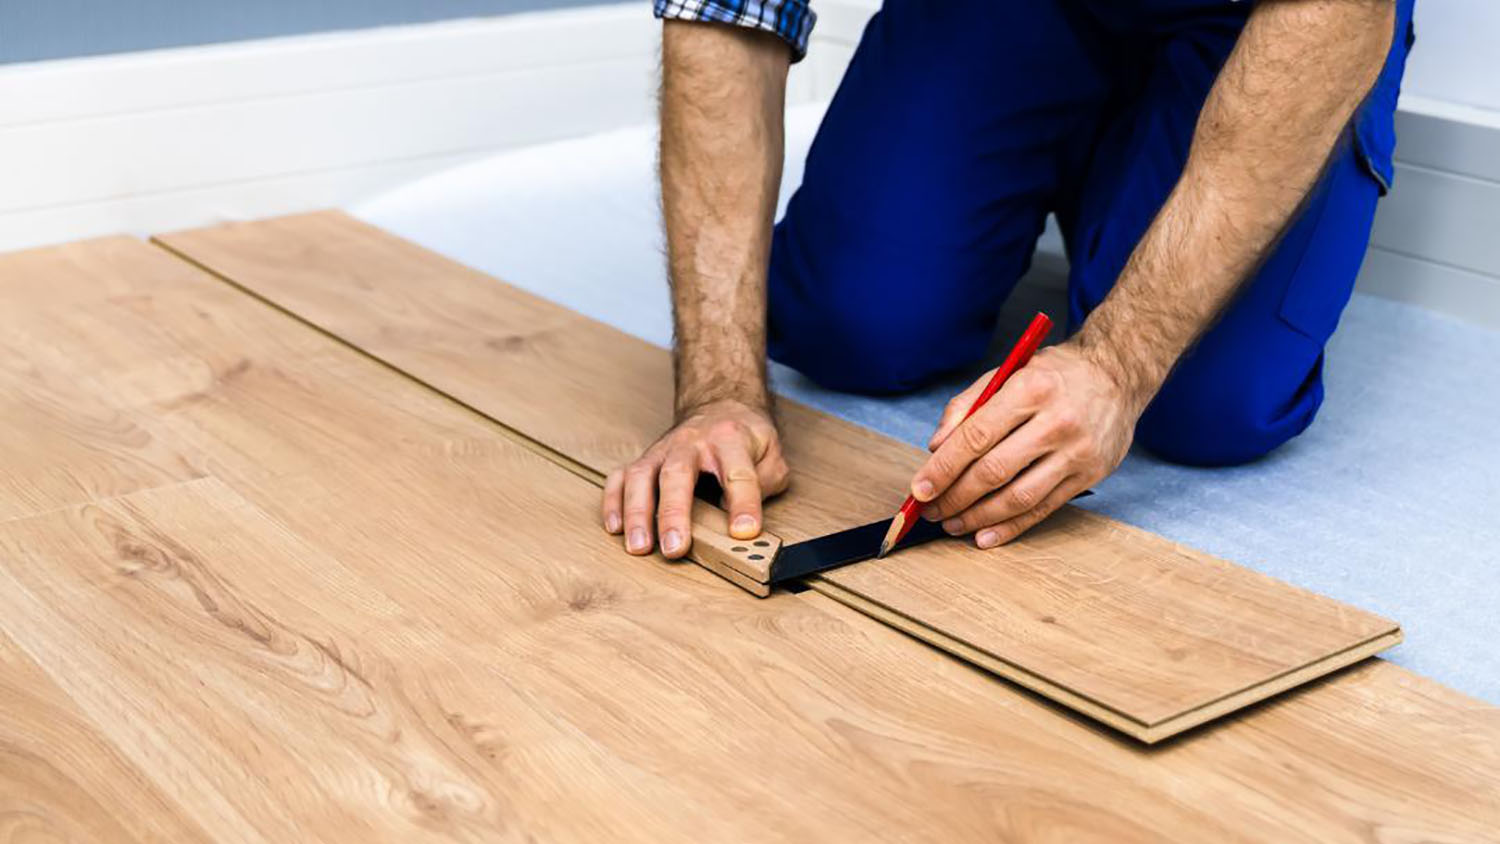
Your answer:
[653,0,816,61]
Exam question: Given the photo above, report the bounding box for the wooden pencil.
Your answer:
[876,311,1055,557]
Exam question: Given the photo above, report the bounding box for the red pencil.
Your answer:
[876,311,1055,558]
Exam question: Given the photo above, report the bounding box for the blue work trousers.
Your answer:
[767,0,1414,465]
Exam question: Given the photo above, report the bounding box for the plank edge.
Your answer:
[810,576,1403,744]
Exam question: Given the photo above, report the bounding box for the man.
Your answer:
[603,0,1413,558]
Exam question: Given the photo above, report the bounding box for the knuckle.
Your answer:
[927,454,956,484]
[1020,505,1053,531]
[975,455,1012,488]
[656,505,688,522]
[959,421,993,454]
[723,465,758,483]
[1022,371,1058,401]
[1006,484,1040,512]
[708,419,743,441]
[658,462,695,481]
[1051,409,1080,435]
[622,506,653,520]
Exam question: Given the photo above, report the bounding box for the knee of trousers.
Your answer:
[765,224,999,396]
[1134,363,1326,468]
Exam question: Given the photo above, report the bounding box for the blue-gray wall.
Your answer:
[0,0,628,64]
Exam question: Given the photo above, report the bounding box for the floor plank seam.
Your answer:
[149,237,605,488]
[0,475,213,529]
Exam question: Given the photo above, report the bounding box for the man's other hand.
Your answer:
[602,399,790,559]
[913,343,1144,548]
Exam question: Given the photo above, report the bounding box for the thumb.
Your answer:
[928,371,991,451]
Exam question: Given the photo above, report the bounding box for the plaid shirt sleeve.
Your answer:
[654,0,816,62]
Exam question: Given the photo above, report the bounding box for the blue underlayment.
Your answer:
[356,103,1500,705]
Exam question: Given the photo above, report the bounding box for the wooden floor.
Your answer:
[1,230,1498,841]
[157,212,1401,742]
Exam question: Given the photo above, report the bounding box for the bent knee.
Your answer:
[768,295,978,395]
[1135,374,1325,468]
[766,222,999,395]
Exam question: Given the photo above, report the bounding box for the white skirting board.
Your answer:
[0,3,672,251]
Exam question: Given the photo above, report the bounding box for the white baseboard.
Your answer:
[1368,99,1500,328]
[0,0,858,253]
[0,4,665,252]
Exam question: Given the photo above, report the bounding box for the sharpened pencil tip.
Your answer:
[877,511,905,559]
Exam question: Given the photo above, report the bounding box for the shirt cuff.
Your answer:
[653,0,816,62]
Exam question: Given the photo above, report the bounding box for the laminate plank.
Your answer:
[0,480,469,842]
[0,628,211,843]
[4,234,1499,838]
[153,211,1402,740]
[0,243,204,522]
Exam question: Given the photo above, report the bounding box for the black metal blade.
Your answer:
[769,518,949,584]
[696,467,1094,589]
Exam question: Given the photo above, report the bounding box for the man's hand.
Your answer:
[911,0,1393,549]
[608,22,791,559]
[912,343,1146,548]
[602,399,789,559]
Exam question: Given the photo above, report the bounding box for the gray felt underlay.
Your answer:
[356,103,1500,704]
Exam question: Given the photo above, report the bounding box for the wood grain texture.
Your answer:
[0,240,205,522]
[153,211,1401,740]
[0,628,211,843]
[0,233,1497,838]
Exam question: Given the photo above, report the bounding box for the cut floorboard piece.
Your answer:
[2,234,1499,839]
[154,211,1404,743]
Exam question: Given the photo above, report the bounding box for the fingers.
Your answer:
[709,435,763,539]
[975,473,1084,549]
[939,454,1073,536]
[601,469,625,534]
[654,447,700,559]
[927,372,989,451]
[605,402,788,560]
[912,373,1050,505]
[923,418,1052,522]
[620,454,662,555]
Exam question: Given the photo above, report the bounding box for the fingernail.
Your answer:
[605,513,621,533]
[976,530,998,549]
[913,479,935,501]
[732,515,756,536]
[662,529,683,554]
[942,518,963,535]
[628,528,648,552]
[922,506,940,522]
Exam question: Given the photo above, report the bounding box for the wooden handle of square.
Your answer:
[688,499,782,598]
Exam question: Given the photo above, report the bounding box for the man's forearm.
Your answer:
[1074,0,1395,408]
[660,21,790,418]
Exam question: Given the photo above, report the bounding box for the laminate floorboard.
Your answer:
[154,212,1402,741]
[0,628,211,843]
[2,234,1497,840]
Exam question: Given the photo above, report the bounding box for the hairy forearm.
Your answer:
[1075,0,1394,407]
[660,21,789,418]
